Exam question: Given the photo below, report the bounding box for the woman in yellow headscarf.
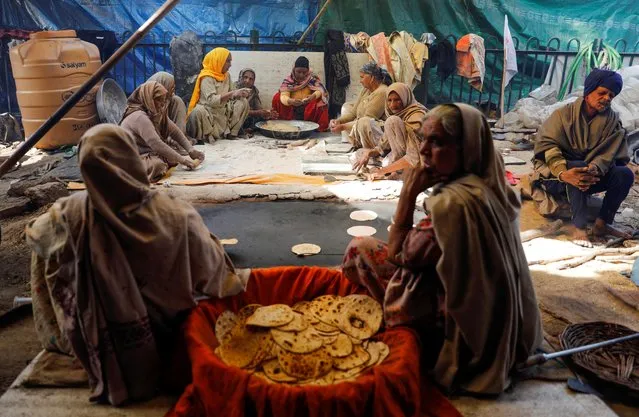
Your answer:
[186,48,251,141]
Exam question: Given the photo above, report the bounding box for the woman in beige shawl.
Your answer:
[329,61,388,145]
[148,71,188,134]
[342,103,542,394]
[26,125,249,405]
[352,82,427,180]
[120,81,204,182]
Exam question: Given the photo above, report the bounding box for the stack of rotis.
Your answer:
[215,294,390,385]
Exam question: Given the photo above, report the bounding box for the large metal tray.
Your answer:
[255,120,319,140]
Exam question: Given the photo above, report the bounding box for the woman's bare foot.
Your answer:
[593,219,632,239]
[567,225,593,248]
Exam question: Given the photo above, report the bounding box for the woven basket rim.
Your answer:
[560,321,639,393]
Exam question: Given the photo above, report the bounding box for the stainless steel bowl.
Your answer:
[255,120,320,140]
[96,78,128,124]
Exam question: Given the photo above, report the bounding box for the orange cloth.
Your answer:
[167,266,461,417]
[188,48,231,114]
[456,35,484,91]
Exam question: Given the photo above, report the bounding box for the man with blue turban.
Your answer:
[533,68,633,246]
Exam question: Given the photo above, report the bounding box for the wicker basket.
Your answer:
[560,322,639,393]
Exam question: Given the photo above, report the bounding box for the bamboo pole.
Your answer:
[297,0,333,45]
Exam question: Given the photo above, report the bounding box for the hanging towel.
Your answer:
[456,34,486,91]
[367,32,395,81]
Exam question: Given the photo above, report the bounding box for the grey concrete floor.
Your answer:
[197,200,422,268]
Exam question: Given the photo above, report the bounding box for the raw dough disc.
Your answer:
[349,210,378,221]
[347,226,377,237]
[292,243,321,256]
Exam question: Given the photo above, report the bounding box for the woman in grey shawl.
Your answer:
[148,71,189,134]
[342,103,542,394]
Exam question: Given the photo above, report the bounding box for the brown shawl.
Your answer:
[427,103,543,394]
[385,82,427,129]
[121,81,171,140]
[534,97,629,175]
[25,125,247,405]
[148,71,176,97]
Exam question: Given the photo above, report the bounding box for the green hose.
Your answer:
[556,41,622,100]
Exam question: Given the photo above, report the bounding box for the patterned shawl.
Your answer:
[279,66,328,104]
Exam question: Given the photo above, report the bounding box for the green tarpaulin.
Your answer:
[318,0,639,49]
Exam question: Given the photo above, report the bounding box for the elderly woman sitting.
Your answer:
[272,56,330,131]
[342,104,542,394]
[352,82,428,179]
[329,61,389,146]
[234,68,278,131]
[187,48,251,141]
[120,81,204,182]
[147,71,188,134]
[26,125,249,405]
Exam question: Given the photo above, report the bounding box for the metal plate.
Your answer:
[96,78,128,124]
[255,120,319,140]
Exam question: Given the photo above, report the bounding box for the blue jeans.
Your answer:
[543,160,634,229]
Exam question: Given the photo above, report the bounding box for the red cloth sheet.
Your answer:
[166,266,461,417]
[271,92,330,131]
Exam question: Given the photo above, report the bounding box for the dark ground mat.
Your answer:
[197,200,422,268]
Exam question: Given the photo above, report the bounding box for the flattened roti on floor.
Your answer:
[347,225,377,237]
[349,210,378,221]
[291,243,321,256]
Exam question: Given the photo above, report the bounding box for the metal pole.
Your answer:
[520,332,639,369]
[0,0,182,179]
[297,0,333,46]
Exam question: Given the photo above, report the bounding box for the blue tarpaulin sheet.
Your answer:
[1,0,319,39]
[1,0,320,113]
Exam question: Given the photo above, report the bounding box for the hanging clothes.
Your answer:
[367,32,395,81]
[389,31,428,88]
[324,29,351,119]
[456,34,486,91]
[429,40,456,81]
[343,31,370,53]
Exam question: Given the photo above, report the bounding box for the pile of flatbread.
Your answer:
[214,294,389,385]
